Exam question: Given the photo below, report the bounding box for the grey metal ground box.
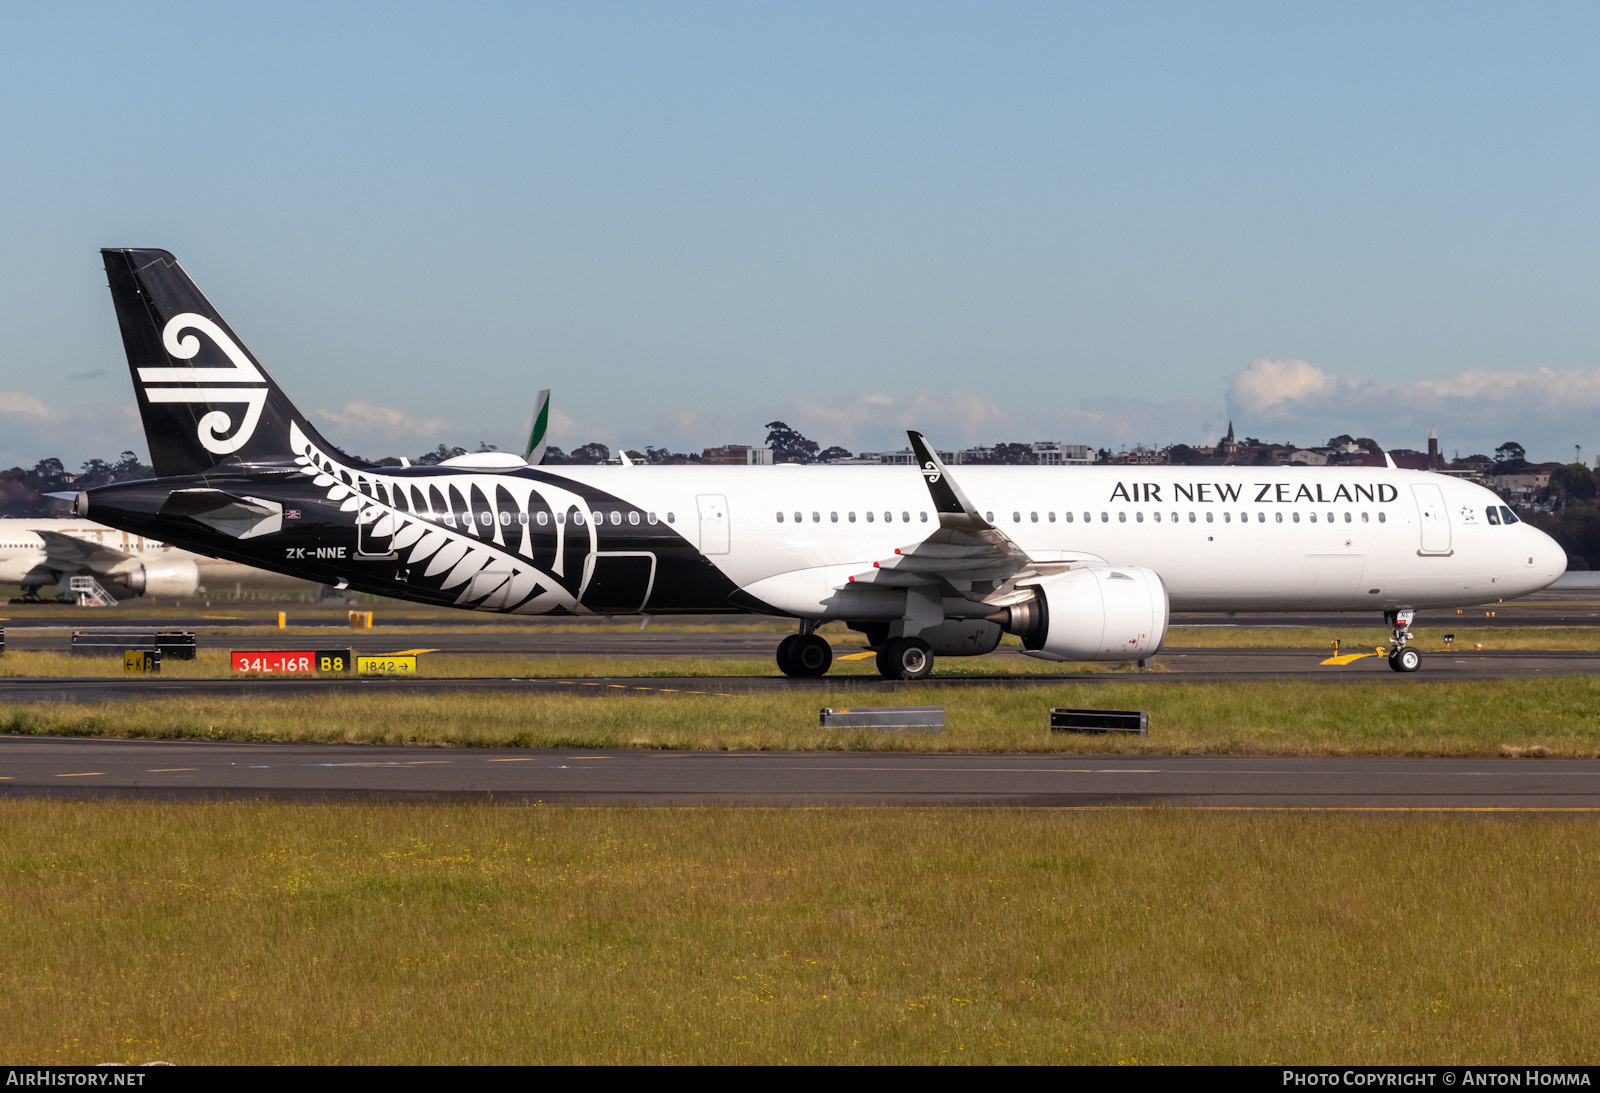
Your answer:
[821,706,945,732]
[70,631,198,659]
[1050,708,1148,735]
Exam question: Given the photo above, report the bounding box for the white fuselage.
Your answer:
[531,463,1562,614]
[0,519,317,597]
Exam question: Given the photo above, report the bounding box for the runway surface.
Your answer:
[2,736,1597,807]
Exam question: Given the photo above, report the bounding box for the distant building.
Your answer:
[1287,449,1327,466]
[1493,465,1561,500]
[1031,442,1095,465]
[1107,447,1164,465]
[860,447,956,465]
[701,445,773,465]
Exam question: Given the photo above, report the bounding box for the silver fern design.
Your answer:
[290,422,594,614]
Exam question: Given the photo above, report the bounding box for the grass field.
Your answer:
[6,676,1600,755]
[0,802,1593,1065]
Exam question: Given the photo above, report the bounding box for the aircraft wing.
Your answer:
[838,431,1078,607]
[33,529,137,574]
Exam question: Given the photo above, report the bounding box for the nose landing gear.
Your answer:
[1385,607,1421,672]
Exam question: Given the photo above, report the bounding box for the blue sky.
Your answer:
[3,2,1600,467]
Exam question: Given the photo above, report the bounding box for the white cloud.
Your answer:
[0,391,59,419]
[0,393,145,468]
[1226,358,1600,458]
[613,390,1228,455]
[314,401,448,436]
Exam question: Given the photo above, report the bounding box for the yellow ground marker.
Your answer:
[487,758,535,762]
[146,768,197,772]
[1320,652,1380,665]
[385,648,439,656]
[56,772,105,777]
[837,650,877,660]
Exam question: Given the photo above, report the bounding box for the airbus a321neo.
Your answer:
[76,249,1565,678]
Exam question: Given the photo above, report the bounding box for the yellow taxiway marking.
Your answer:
[0,776,11,780]
[487,758,536,763]
[1321,652,1380,665]
[57,772,105,777]
[385,648,439,656]
[200,615,242,620]
[572,756,615,759]
[404,761,449,765]
[147,768,197,772]
[837,651,877,660]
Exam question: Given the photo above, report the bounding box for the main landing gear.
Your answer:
[875,637,934,681]
[776,626,833,678]
[1386,607,1420,673]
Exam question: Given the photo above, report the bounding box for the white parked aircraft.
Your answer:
[79,248,1565,673]
[0,518,318,604]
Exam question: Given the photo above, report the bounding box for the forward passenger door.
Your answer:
[1412,484,1452,555]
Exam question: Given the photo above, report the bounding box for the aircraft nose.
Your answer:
[1524,523,1566,584]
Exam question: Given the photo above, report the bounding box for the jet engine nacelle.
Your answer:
[110,558,201,599]
[994,565,1168,662]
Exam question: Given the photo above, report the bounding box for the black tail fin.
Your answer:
[101,248,351,478]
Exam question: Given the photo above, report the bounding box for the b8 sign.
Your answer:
[231,650,352,674]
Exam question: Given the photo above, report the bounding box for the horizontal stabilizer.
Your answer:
[159,488,283,539]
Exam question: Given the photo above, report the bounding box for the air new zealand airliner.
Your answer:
[76,249,1565,678]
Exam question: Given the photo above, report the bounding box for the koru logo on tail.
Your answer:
[922,461,941,484]
[138,313,269,454]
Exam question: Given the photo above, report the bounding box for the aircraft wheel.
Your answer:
[783,633,832,678]
[775,634,799,676]
[1388,648,1421,673]
[880,637,934,680]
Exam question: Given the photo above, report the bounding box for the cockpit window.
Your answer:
[1486,506,1501,526]
[1500,506,1519,525]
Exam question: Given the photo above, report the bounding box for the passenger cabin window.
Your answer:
[1064,512,1074,522]
[667,512,676,523]
[1360,512,1368,523]
[986,511,995,522]
[1377,513,1385,523]
[1013,512,1021,523]
[865,511,874,522]
[1101,512,1109,523]
[920,512,928,522]
[812,512,820,523]
[901,511,909,522]
[537,511,549,525]
[849,512,857,523]
[776,512,785,522]
[1048,512,1056,522]
[1486,507,1501,525]
[1119,512,1127,523]
[1205,512,1214,523]
[831,512,839,523]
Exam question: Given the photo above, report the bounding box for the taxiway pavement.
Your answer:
[2,737,1597,808]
